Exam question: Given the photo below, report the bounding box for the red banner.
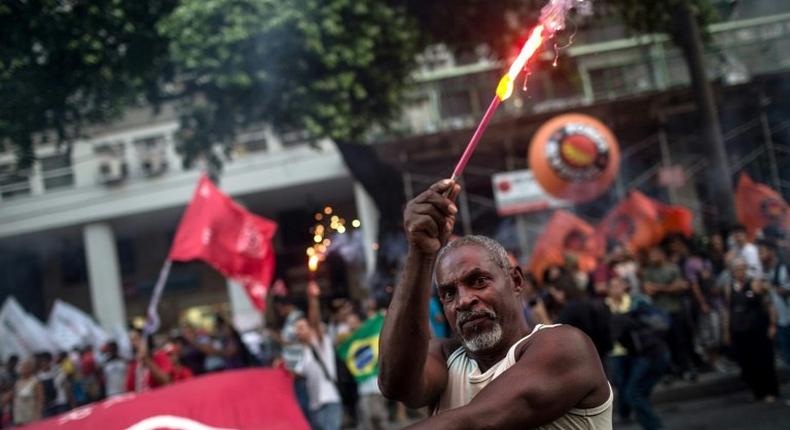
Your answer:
[27,369,309,430]
[735,173,790,239]
[528,210,603,280]
[169,175,277,310]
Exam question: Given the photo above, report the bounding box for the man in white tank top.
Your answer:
[379,179,613,429]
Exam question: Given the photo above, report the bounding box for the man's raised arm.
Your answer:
[378,179,460,408]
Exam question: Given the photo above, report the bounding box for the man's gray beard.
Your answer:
[462,322,503,352]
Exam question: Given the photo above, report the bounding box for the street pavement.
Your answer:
[618,382,790,430]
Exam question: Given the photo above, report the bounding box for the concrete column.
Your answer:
[353,182,379,275]
[83,223,126,330]
[30,162,45,195]
[227,280,262,332]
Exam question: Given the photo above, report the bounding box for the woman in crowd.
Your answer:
[725,258,779,402]
[12,358,43,426]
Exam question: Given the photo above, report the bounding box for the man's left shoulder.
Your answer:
[517,325,596,362]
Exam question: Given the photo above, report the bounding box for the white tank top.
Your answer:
[434,324,613,430]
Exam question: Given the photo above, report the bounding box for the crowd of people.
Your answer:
[0,314,258,428]
[518,225,789,429]
[0,222,787,430]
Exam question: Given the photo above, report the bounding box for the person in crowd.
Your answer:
[725,258,779,402]
[78,345,101,402]
[728,225,762,278]
[273,293,311,422]
[173,326,206,376]
[327,303,360,429]
[549,273,613,365]
[354,300,389,430]
[707,232,728,276]
[610,293,671,430]
[0,356,18,428]
[610,246,641,295]
[565,254,590,293]
[605,276,634,424]
[591,258,613,298]
[126,328,172,393]
[759,239,790,366]
[12,357,43,426]
[294,280,342,430]
[102,341,128,397]
[380,179,612,429]
[182,316,254,371]
[327,299,355,343]
[642,246,694,381]
[162,343,194,383]
[0,356,18,391]
[522,272,552,326]
[429,291,449,338]
[37,352,71,417]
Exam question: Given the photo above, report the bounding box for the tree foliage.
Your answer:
[159,0,419,169]
[0,0,177,168]
[3,0,724,172]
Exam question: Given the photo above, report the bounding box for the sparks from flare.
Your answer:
[448,0,589,182]
[449,25,545,181]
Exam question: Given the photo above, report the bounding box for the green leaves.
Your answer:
[161,0,420,169]
[0,0,178,168]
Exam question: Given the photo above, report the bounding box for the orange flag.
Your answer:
[735,173,790,239]
[598,191,694,252]
[528,210,603,280]
[598,191,662,252]
[658,205,693,238]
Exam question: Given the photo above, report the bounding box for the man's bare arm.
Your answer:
[378,179,459,408]
[404,326,608,429]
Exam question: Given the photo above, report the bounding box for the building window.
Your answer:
[589,63,652,100]
[440,89,474,120]
[0,164,31,199]
[41,153,74,191]
[134,135,168,177]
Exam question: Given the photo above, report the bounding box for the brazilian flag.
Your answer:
[337,312,384,382]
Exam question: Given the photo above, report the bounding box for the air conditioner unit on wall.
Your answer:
[97,156,127,184]
[140,152,168,177]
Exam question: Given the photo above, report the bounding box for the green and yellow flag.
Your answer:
[337,312,384,383]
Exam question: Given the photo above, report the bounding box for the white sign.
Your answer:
[492,169,566,216]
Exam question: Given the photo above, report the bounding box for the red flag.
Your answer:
[27,369,310,430]
[735,173,790,239]
[169,175,277,310]
[528,210,603,280]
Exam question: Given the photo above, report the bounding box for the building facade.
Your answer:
[1,1,789,334]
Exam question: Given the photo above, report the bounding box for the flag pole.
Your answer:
[143,259,173,336]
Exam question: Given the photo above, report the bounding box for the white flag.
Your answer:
[47,300,108,351]
[0,297,58,360]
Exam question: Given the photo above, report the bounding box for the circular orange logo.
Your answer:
[529,114,620,203]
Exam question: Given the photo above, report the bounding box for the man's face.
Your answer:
[608,277,628,299]
[733,231,747,246]
[293,318,312,343]
[648,247,665,265]
[129,330,142,352]
[758,245,774,264]
[733,262,747,281]
[435,245,521,353]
